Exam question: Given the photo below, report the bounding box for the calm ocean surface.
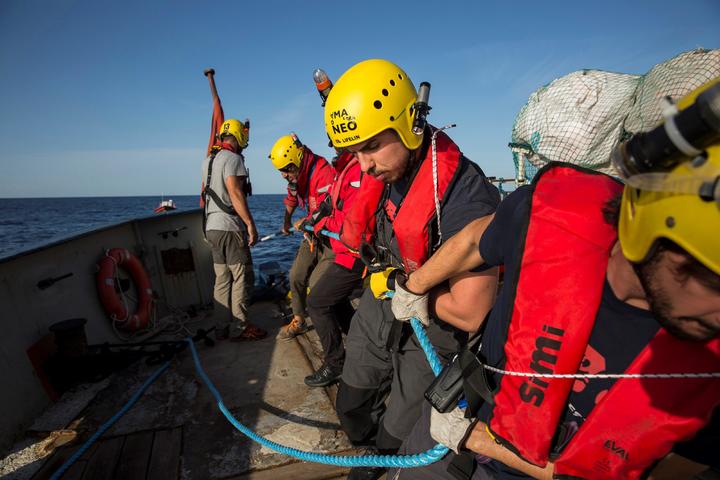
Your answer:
[0,195,301,270]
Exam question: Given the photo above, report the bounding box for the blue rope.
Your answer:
[187,334,449,468]
[384,291,443,376]
[52,231,448,472]
[318,229,340,240]
[410,318,444,376]
[303,224,340,240]
[50,361,171,480]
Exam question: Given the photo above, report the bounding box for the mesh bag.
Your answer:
[625,49,720,135]
[511,48,720,183]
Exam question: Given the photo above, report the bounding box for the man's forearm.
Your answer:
[230,189,254,230]
[284,204,295,226]
[430,268,498,332]
[407,215,494,295]
[465,423,553,480]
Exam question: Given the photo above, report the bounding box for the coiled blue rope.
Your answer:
[50,361,171,480]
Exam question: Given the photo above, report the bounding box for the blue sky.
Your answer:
[0,0,718,197]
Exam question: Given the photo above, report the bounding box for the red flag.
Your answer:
[204,68,225,156]
[201,68,225,207]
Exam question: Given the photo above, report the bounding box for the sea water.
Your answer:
[0,195,301,271]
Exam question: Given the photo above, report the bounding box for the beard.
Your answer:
[634,259,716,342]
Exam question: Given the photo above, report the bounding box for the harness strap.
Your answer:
[459,349,495,415]
[203,151,240,234]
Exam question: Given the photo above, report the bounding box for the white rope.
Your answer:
[107,251,157,341]
[108,254,132,323]
[480,362,720,379]
[431,124,456,247]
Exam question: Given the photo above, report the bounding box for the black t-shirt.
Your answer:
[376,154,500,270]
[370,150,500,353]
[476,186,718,478]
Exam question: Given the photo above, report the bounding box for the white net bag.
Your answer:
[511,48,720,182]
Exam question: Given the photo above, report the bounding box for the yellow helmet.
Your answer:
[619,77,720,274]
[269,133,304,170]
[324,59,422,150]
[218,119,249,149]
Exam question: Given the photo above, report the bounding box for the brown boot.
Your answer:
[230,323,268,342]
[276,317,309,341]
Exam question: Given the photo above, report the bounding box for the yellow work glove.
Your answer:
[369,267,398,300]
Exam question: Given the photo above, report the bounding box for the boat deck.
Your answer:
[7,299,358,479]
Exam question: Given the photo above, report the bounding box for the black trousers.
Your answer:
[335,289,464,452]
[306,260,363,371]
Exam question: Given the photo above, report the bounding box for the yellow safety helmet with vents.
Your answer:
[324,59,422,150]
[619,77,720,275]
[218,119,249,149]
[269,133,304,170]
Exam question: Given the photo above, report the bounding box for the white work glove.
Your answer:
[430,406,475,455]
[391,276,430,326]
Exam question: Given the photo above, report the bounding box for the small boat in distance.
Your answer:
[154,198,177,213]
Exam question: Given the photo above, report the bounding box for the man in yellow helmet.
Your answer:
[268,133,336,341]
[202,118,266,341]
[324,59,501,480]
[388,79,720,479]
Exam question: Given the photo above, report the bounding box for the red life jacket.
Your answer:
[339,173,384,251]
[283,148,335,218]
[339,127,462,272]
[314,151,362,269]
[486,164,720,479]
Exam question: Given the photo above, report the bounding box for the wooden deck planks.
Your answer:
[81,437,124,480]
[113,431,154,480]
[32,442,97,480]
[145,428,182,480]
[61,461,87,480]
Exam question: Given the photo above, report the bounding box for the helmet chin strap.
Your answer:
[431,124,456,247]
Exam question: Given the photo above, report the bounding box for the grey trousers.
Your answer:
[288,239,334,317]
[206,230,254,338]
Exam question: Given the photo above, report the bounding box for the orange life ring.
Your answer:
[96,248,154,331]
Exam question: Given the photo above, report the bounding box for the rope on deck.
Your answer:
[187,317,450,468]
[50,361,171,480]
[51,219,448,472]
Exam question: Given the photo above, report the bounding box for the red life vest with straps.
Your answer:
[314,151,362,269]
[283,148,335,218]
[486,165,720,479]
[339,127,462,272]
[339,173,384,252]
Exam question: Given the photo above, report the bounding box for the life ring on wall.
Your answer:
[96,248,154,331]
